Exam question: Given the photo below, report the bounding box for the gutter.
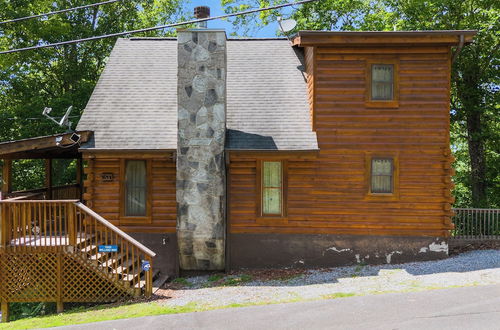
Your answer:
[452,34,465,63]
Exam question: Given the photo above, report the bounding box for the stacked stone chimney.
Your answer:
[176,27,227,270]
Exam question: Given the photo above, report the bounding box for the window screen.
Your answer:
[262,161,282,215]
[371,64,394,100]
[371,158,393,193]
[125,160,147,216]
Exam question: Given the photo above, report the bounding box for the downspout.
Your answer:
[452,34,465,63]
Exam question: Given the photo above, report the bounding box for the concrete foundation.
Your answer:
[229,233,449,269]
[128,232,179,278]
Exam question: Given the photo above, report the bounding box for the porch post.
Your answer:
[76,158,83,201]
[1,301,8,323]
[1,159,12,198]
[45,159,52,199]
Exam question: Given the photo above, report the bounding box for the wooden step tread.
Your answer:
[153,274,169,293]
[121,268,142,282]
[90,252,106,261]
[133,269,160,289]
[102,253,125,268]
[81,244,99,254]
[75,234,96,247]
[114,258,134,275]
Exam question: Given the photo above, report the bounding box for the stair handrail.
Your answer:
[74,202,156,258]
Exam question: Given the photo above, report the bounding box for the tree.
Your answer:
[0,0,187,190]
[388,0,499,207]
[0,0,186,140]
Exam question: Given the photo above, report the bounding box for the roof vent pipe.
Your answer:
[194,6,210,28]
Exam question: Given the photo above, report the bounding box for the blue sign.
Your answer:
[141,260,151,272]
[98,245,119,253]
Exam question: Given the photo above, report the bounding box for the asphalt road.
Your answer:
[60,285,500,330]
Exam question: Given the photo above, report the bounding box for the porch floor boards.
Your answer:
[9,234,93,247]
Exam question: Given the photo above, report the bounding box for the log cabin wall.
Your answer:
[228,43,456,266]
[82,151,178,276]
[82,152,177,233]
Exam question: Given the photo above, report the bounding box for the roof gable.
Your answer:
[77,38,318,151]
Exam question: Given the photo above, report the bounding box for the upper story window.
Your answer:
[370,158,393,194]
[366,59,399,108]
[371,64,394,100]
[124,160,147,216]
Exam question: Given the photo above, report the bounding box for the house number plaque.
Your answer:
[101,173,114,182]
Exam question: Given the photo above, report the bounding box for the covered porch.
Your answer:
[0,131,92,201]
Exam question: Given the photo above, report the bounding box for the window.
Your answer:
[124,160,147,216]
[366,59,399,108]
[370,158,393,194]
[262,161,283,216]
[371,64,394,100]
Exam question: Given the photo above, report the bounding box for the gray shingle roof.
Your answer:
[77,37,318,151]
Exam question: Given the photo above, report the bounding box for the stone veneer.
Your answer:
[176,29,226,270]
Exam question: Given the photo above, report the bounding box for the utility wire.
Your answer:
[0,0,123,25]
[0,0,320,55]
[2,116,80,121]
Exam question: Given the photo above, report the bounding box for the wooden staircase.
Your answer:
[0,200,158,322]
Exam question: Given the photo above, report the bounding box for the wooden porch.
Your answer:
[0,131,92,202]
[0,132,159,322]
[0,200,156,322]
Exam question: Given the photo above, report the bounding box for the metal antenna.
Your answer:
[42,106,74,131]
[277,16,298,43]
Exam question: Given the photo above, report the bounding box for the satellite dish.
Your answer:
[59,106,73,128]
[278,17,297,33]
[42,105,74,131]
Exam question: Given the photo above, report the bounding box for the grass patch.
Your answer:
[208,274,224,282]
[354,264,364,273]
[222,274,252,286]
[1,282,484,329]
[321,292,356,300]
[0,301,202,330]
[171,277,191,286]
[1,296,303,330]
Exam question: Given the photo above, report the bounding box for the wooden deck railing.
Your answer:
[75,202,155,295]
[0,200,76,250]
[5,184,81,201]
[0,200,155,322]
[451,208,500,240]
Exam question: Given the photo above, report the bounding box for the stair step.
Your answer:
[153,274,169,293]
[122,268,142,283]
[75,234,96,248]
[102,253,125,268]
[89,252,106,261]
[80,244,99,254]
[152,269,160,279]
[114,258,134,275]
[134,279,146,290]
[133,269,160,289]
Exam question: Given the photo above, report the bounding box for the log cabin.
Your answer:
[0,24,476,306]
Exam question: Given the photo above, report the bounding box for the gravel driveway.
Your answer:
[158,250,500,308]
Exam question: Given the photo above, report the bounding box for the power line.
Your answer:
[0,0,123,25]
[0,0,320,55]
[2,116,80,121]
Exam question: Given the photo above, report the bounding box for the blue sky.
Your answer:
[188,0,288,37]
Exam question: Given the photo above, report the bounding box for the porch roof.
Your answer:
[0,131,93,159]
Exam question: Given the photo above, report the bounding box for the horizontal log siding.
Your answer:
[229,45,454,237]
[82,153,176,233]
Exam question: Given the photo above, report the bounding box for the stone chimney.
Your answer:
[176,8,227,271]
